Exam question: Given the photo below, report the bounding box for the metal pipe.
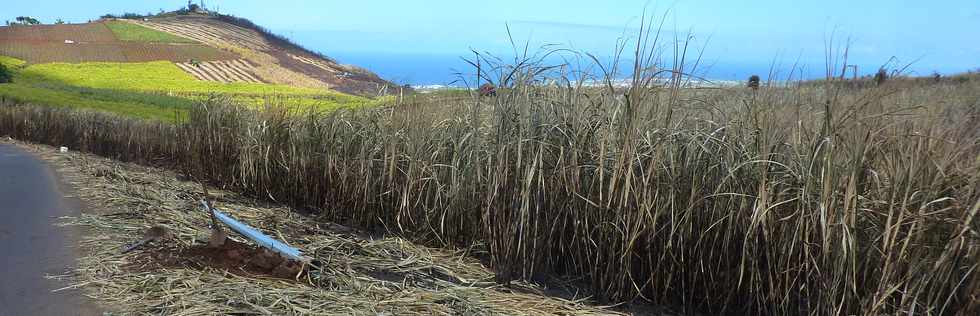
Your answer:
[201,200,311,263]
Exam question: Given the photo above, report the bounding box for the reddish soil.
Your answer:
[138,239,305,280]
[0,41,237,64]
[0,23,117,42]
[0,22,237,64]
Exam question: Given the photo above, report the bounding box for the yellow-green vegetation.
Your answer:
[25,62,313,94]
[0,56,385,120]
[0,57,191,121]
[0,84,184,121]
[19,62,379,109]
[0,55,27,68]
[105,20,197,43]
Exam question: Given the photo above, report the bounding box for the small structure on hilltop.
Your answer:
[747,75,760,90]
[479,83,497,97]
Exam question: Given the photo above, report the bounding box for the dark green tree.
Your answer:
[874,68,889,86]
[12,16,41,25]
[0,64,13,84]
[747,75,760,90]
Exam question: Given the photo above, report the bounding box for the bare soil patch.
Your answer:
[135,238,305,280]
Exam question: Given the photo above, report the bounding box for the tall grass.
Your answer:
[1,31,978,315]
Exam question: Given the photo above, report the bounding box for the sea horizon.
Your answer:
[324,50,963,89]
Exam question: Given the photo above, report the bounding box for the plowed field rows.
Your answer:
[135,18,271,50]
[288,54,342,73]
[0,22,237,64]
[0,23,117,42]
[0,41,236,64]
[176,59,263,83]
[133,16,393,95]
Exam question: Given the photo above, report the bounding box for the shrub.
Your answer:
[874,68,889,85]
[747,74,760,90]
[0,64,12,83]
[12,16,41,25]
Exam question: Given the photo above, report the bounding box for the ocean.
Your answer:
[326,52,912,89]
[326,51,827,89]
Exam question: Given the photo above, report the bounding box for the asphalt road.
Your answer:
[0,144,101,316]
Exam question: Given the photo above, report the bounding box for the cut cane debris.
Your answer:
[17,142,627,315]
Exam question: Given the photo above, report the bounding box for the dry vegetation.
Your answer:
[1,32,978,315]
[8,141,624,315]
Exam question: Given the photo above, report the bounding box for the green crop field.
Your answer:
[0,55,386,121]
[105,20,197,43]
[0,84,187,121]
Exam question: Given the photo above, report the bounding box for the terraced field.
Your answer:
[0,13,397,121]
[0,21,236,64]
[0,55,386,120]
[0,23,117,42]
[135,17,272,50]
[133,15,393,95]
[175,59,263,83]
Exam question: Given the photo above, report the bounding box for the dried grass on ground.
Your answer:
[8,140,629,315]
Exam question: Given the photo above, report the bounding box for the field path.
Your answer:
[0,144,102,316]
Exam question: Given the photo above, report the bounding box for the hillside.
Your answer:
[0,12,401,121]
[0,21,236,63]
[129,13,396,96]
[0,13,395,96]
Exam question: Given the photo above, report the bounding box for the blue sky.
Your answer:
[4,1,979,82]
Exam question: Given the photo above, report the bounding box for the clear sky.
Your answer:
[4,1,978,82]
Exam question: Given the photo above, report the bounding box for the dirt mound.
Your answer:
[142,239,305,280]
